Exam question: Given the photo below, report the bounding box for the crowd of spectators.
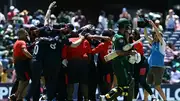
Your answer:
[0,6,180,85]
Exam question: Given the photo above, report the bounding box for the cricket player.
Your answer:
[100,18,136,101]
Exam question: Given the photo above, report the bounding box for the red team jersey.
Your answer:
[62,38,91,60]
[92,41,113,61]
[13,40,27,58]
[133,41,144,55]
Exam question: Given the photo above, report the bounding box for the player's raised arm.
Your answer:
[148,20,163,44]
[44,1,56,26]
[144,27,153,45]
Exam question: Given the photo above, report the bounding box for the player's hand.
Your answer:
[129,50,136,55]
[147,19,154,25]
[48,1,56,10]
[81,24,93,30]
[79,34,85,39]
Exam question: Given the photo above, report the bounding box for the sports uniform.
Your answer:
[29,26,72,101]
[133,41,154,99]
[62,38,91,101]
[101,18,133,101]
[92,40,113,95]
[13,40,31,101]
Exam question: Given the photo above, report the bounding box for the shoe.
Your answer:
[8,94,16,101]
[99,95,107,101]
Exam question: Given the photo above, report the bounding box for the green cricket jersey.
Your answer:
[112,33,129,86]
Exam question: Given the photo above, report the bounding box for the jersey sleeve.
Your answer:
[20,41,27,49]
[134,42,144,55]
[91,43,104,54]
[113,34,125,50]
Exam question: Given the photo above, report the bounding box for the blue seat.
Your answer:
[175,47,179,50]
[176,41,180,44]
[143,47,147,50]
[171,34,180,38]
[143,43,149,47]
[143,40,149,44]
[166,41,174,44]
[173,32,180,35]
[175,44,180,47]
[164,31,172,37]
[164,31,172,34]
[163,34,168,37]
[169,37,177,41]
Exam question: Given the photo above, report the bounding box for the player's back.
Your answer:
[66,38,91,60]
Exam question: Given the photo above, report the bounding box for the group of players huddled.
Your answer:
[9,1,166,101]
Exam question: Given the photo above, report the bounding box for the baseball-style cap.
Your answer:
[117,18,131,28]
[10,6,15,10]
[155,20,160,24]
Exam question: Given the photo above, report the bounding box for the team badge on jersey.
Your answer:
[50,43,56,49]
[119,39,124,43]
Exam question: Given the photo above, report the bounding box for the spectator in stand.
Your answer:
[152,20,163,32]
[175,16,180,31]
[107,14,114,29]
[69,12,75,22]
[70,12,76,24]
[0,55,9,69]
[119,8,131,20]
[165,9,176,32]
[34,9,45,24]
[170,67,180,84]
[165,43,180,64]
[74,10,86,27]
[0,9,6,24]
[57,11,70,24]
[0,61,8,83]
[7,6,17,23]
[21,10,30,24]
[97,10,108,32]
[133,10,141,29]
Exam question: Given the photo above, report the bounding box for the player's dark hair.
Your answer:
[102,30,114,37]
[100,10,105,16]
[17,28,27,37]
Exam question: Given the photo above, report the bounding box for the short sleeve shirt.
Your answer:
[112,33,128,61]
[32,26,72,64]
[112,33,126,51]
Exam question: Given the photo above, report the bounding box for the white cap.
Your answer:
[8,25,13,29]
[50,14,56,19]
[4,35,10,38]
[10,6,15,10]
[155,20,160,23]
[14,8,19,13]
[14,36,18,39]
